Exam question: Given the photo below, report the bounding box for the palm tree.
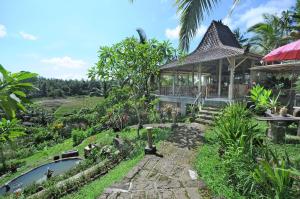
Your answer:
[233,28,248,47]
[176,0,240,51]
[248,14,290,54]
[130,0,241,52]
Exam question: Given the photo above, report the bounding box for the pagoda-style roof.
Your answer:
[161,20,259,70]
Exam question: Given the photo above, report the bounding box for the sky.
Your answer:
[0,0,296,79]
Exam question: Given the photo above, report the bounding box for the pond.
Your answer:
[0,158,81,195]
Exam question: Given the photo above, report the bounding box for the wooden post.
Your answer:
[158,73,161,95]
[192,66,195,86]
[228,58,235,100]
[218,59,222,97]
[172,70,175,95]
[198,63,202,94]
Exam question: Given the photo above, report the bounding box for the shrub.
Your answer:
[71,129,86,146]
[214,103,261,155]
[253,150,297,198]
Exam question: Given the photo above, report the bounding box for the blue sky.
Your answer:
[0,0,296,79]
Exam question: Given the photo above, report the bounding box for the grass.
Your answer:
[62,152,144,199]
[33,96,103,118]
[195,130,245,199]
[196,119,300,199]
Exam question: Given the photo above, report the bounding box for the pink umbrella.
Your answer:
[262,39,300,62]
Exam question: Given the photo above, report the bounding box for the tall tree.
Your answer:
[248,14,290,54]
[89,37,177,98]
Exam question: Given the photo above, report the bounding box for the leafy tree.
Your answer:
[89,37,177,98]
[248,14,291,54]
[0,64,37,118]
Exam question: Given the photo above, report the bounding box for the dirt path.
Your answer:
[99,124,209,199]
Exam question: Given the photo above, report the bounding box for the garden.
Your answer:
[195,85,300,199]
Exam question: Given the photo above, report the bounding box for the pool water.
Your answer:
[0,158,81,195]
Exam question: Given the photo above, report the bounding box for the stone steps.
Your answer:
[195,106,221,126]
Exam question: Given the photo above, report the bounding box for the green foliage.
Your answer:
[254,150,296,199]
[250,85,273,115]
[197,103,299,199]
[0,118,24,143]
[72,129,87,146]
[195,131,244,199]
[215,103,260,155]
[27,77,109,98]
[0,64,37,119]
[89,37,177,96]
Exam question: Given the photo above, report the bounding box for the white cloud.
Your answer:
[233,0,295,29]
[0,24,7,38]
[165,25,180,40]
[165,25,208,40]
[19,31,37,40]
[41,56,86,69]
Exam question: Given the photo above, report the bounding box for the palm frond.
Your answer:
[177,0,219,52]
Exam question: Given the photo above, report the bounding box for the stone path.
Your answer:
[99,123,208,199]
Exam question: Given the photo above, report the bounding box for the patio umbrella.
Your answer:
[262,39,300,62]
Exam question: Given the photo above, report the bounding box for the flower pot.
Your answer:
[279,107,288,117]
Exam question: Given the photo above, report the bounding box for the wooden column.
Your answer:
[158,73,161,95]
[192,66,195,86]
[172,70,175,95]
[218,59,222,97]
[228,58,235,100]
[198,63,202,94]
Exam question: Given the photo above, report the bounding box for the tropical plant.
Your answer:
[214,103,260,155]
[248,13,293,54]
[0,118,24,168]
[253,150,296,199]
[0,64,37,118]
[250,85,272,115]
[233,28,249,47]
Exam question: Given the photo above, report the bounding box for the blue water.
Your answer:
[0,158,81,195]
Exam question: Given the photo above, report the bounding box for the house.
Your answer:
[157,20,262,115]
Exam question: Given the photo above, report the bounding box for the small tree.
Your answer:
[0,65,37,168]
[89,36,179,137]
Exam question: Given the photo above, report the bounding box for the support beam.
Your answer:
[218,59,223,97]
[172,70,175,95]
[192,66,195,86]
[198,63,202,94]
[158,73,161,95]
[228,58,235,100]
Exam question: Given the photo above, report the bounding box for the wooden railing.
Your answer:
[160,86,198,97]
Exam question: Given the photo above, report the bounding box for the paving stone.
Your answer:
[173,188,189,199]
[98,123,210,199]
[186,187,202,199]
[160,189,176,199]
